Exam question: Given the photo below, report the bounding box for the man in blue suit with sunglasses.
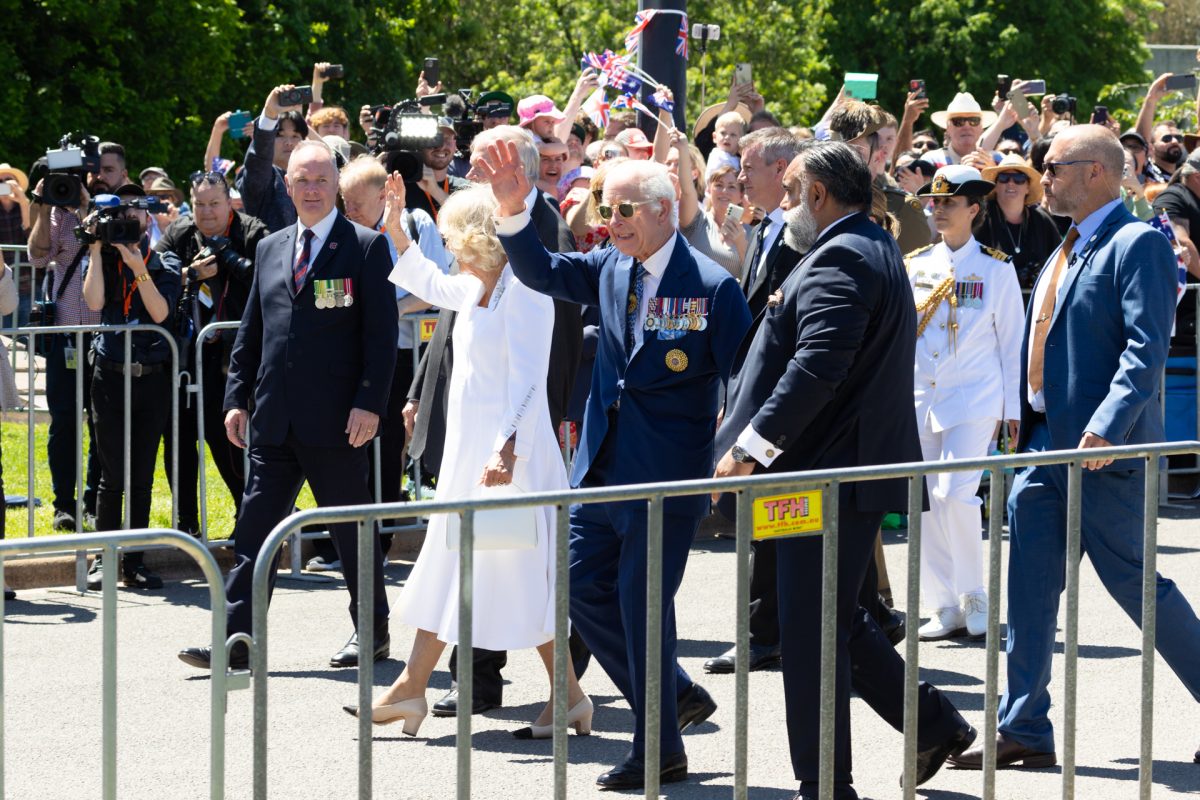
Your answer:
[478,142,751,790]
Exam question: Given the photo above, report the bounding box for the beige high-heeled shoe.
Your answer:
[512,695,594,740]
[343,697,429,737]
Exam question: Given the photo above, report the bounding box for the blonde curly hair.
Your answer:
[438,184,507,273]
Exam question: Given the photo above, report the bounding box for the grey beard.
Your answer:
[783,205,819,253]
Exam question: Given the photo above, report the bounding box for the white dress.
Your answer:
[387,246,566,650]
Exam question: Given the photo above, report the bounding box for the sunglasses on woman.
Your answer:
[950,117,982,128]
[995,172,1029,185]
[596,200,650,220]
[189,170,226,186]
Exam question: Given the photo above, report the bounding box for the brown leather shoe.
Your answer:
[948,732,1056,770]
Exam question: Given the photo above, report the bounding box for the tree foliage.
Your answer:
[0,0,1170,183]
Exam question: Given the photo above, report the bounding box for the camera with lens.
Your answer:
[195,234,252,277]
[73,194,166,246]
[42,132,101,207]
[444,90,511,160]
[1051,93,1077,118]
[369,95,447,181]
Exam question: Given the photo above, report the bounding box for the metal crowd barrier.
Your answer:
[0,528,235,800]
[0,244,38,383]
[0,323,179,588]
[246,439,1200,800]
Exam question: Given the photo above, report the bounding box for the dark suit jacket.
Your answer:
[1016,202,1176,459]
[225,212,399,448]
[717,212,922,514]
[408,192,581,476]
[501,224,751,518]
[740,218,803,318]
[235,121,297,234]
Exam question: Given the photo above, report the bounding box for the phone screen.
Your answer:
[910,79,926,99]
[1021,80,1046,96]
[423,57,440,86]
[735,62,752,86]
[1165,73,1197,92]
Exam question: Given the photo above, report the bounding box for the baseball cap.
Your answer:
[615,127,654,151]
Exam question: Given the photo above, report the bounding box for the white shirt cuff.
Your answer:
[257,114,278,131]
[736,424,784,467]
[493,204,532,236]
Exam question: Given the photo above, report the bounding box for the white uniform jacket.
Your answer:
[907,236,1025,432]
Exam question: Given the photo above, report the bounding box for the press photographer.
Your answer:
[156,171,268,535]
[27,137,127,533]
[80,183,181,590]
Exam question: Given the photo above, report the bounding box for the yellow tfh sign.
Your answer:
[752,489,824,540]
[419,318,438,342]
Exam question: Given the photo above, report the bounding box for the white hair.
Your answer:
[605,159,679,228]
[471,125,540,185]
[287,139,339,177]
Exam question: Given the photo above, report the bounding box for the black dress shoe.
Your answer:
[947,731,1056,770]
[3,587,15,602]
[1193,746,1199,764]
[178,644,249,671]
[879,607,907,646]
[703,642,782,674]
[903,720,976,787]
[676,683,717,731]
[430,687,501,717]
[596,750,688,790]
[329,632,390,668]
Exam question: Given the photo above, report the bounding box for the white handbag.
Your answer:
[445,483,539,551]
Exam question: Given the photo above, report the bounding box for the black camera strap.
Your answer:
[45,245,87,303]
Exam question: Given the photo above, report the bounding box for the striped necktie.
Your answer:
[625,263,647,355]
[293,228,315,292]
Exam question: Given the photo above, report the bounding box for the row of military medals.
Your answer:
[315,278,354,309]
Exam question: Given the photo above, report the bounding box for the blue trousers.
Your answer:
[568,500,697,759]
[999,421,1200,752]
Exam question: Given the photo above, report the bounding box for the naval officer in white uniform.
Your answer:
[906,165,1024,640]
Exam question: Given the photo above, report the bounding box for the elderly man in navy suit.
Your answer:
[477,144,751,790]
[952,126,1200,769]
[714,141,974,800]
[179,140,397,671]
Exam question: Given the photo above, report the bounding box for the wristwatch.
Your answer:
[731,444,755,464]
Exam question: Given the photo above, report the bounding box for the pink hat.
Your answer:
[518,95,566,127]
[615,127,653,151]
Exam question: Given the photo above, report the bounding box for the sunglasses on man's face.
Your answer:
[597,200,651,220]
[913,140,937,150]
[950,117,982,128]
[1043,160,1097,177]
[995,172,1030,185]
[1160,134,1184,144]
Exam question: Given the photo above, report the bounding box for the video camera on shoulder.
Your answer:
[368,95,446,180]
[43,132,101,207]
[73,194,167,247]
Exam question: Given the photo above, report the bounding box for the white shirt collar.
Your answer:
[638,231,677,278]
[296,207,338,244]
[815,212,857,245]
[942,234,977,266]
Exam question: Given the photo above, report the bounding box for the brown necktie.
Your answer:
[1028,227,1080,394]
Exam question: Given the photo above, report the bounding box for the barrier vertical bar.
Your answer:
[24,328,34,538]
[982,466,1005,800]
[101,542,118,800]
[734,488,753,800]
[122,332,131,532]
[552,503,571,800]
[1138,457,1159,800]
[356,518,373,800]
[901,475,922,798]
[75,330,87,590]
[643,496,664,799]
[196,334,210,542]
[170,342,179,530]
[0,554,5,798]
[817,481,839,800]
[1061,461,1083,800]
[457,508,475,800]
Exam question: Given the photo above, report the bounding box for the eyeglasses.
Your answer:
[995,172,1030,185]
[596,200,650,220]
[1160,134,1184,143]
[950,117,983,127]
[1043,160,1097,177]
[189,170,226,186]
[912,140,937,151]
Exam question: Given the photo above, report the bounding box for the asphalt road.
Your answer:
[3,505,1200,799]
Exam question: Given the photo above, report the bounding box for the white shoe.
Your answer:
[961,591,988,640]
[305,556,342,572]
[918,606,966,641]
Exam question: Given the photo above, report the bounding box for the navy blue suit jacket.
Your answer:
[501,223,751,517]
[717,213,923,514]
[1017,203,1176,459]
[225,213,398,448]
